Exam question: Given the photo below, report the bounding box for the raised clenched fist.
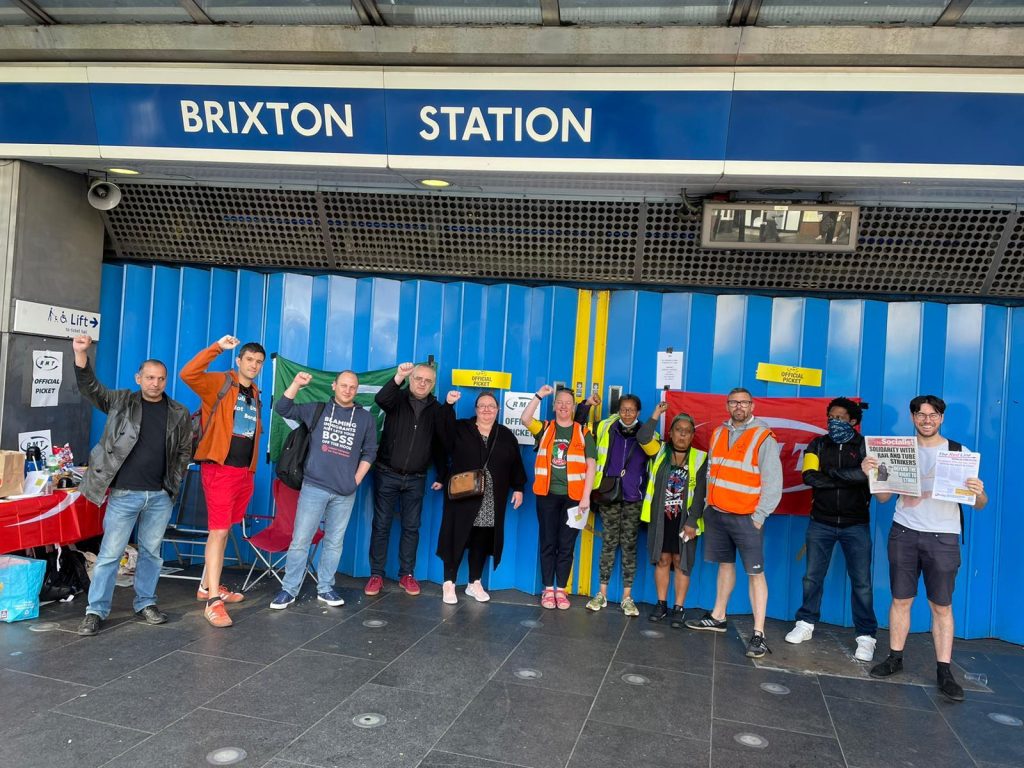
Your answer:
[72,335,92,353]
[293,372,313,388]
[398,362,415,375]
[217,335,240,351]
[536,384,554,398]
[653,401,669,417]
[446,391,461,405]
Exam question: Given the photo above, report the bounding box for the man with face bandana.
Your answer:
[785,397,877,662]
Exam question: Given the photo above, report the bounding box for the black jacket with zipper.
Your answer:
[373,377,446,476]
[802,433,871,527]
[75,361,192,506]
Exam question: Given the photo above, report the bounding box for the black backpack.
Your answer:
[276,401,327,490]
[190,374,234,460]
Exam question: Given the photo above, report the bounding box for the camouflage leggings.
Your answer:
[597,500,642,585]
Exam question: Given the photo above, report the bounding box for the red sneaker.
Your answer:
[399,574,421,596]
[196,584,245,604]
[364,575,384,596]
[204,599,233,628]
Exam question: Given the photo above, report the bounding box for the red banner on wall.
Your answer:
[664,392,839,516]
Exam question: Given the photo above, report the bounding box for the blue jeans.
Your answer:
[86,489,173,619]
[795,519,878,637]
[370,468,426,578]
[282,483,356,596]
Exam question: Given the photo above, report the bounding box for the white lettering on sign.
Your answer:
[418,105,592,144]
[180,100,354,138]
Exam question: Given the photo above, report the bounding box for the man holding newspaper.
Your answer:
[862,394,987,703]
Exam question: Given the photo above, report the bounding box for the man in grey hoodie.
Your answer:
[685,387,782,659]
[270,370,377,609]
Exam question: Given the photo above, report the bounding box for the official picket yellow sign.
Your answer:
[755,362,822,387]
[451,369,512,389]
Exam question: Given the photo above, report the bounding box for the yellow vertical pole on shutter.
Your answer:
[566,289,592,596]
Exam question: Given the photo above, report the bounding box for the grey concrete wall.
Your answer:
[0,161,104,460]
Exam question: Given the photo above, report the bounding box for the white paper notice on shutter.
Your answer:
[31,350,63,407]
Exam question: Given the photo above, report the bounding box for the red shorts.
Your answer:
[200,462,255,530]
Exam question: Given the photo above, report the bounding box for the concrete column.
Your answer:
[0,161,104,461]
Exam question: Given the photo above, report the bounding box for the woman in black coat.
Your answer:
[436,390,527,604]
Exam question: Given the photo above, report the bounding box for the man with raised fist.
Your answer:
[180,334,266,627]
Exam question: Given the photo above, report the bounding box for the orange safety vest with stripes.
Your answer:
[706,423,774,515]
[533,421,590,501]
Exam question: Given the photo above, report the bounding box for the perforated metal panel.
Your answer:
[104,183,1023,299]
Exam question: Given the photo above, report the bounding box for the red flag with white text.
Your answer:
[663,392,843,516]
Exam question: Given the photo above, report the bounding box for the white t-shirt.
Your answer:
[893,440,967,535]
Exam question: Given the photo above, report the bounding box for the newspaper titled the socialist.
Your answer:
[933,450,981,505]
[865,436,921,496]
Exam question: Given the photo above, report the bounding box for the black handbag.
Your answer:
[592,441,637,505]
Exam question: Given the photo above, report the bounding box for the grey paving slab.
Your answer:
[711,719,846,768]
[0,669,90,738]
[301,608,440,662]
[713,661,835,738]
[281,682,461,768]
[431,599,540,645]
[614,611,716,677]
[931,697,1024,767]
[208,648,385,725]
[590,662,713,742]
[493,632,616,697]
[370,584,465,620]
[827,695,973,768]
[817,672,937,711]
[269,582,385,618]
[419,751,524,768]
[373,632,516,696]
[0,711,147,768]
[56,649,262,732]
[527,602,629,644]
[567,717,710,768]
[437,680,592,768]
[182,608,341,664]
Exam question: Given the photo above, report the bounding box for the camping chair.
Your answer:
[241,479,324,592]
[162,465,242,573]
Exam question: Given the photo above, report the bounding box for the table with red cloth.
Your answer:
[0,491,105,553]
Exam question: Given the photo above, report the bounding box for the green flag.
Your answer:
[268,355,399,462]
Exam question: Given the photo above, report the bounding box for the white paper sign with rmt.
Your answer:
[502,391,536,446]
[31,350,63,408]
[13,299,101,341]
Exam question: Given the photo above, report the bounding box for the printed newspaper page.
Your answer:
[865,436,921,496]
[933,450,981,505]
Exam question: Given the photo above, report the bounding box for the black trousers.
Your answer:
[536,494,581,588]
[443,526,493,583]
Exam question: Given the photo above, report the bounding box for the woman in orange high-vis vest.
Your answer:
[520,385,597,610]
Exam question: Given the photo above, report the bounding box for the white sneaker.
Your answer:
[466,581,490,603]
[442,581,458,605]
[854,635,877,662]
[785,620,814,644]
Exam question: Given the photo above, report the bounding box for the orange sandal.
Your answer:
[540,587,556,609]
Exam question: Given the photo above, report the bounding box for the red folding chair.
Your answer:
[241,479,324,592]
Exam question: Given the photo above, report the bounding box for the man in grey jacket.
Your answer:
[270,370,377,609]
[685,387,782,659]
[74,335,192,636]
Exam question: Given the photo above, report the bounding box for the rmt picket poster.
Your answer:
[865,436,921,496]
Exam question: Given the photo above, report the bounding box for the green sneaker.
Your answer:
[621,596,639,617]
[586,593,608,612]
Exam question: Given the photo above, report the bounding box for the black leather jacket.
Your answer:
[75,362,192,505]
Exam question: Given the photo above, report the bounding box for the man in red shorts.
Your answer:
[181,334,266,628]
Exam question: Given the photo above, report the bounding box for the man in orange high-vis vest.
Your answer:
[521,385,597,611]
[685,387,782,659]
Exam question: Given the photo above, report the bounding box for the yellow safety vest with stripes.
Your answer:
[640,446,708,533]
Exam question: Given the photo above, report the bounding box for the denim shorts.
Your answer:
[887,522,961,606]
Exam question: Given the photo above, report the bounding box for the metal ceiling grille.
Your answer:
[103,184,1023,299]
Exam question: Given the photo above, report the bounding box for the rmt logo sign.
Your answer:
[34,354,60,371]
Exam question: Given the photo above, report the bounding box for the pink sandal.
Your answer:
[555,588,571,610]
[540,587,556,610]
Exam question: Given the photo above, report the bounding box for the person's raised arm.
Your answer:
[521,384,553,431]
[72,335,116,413]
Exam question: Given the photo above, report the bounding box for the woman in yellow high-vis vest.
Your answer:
[521,385,597,610]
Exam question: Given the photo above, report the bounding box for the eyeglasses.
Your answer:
[410,376,434,384]
[727,400,753,407]
[476,404,498,411]
[913,412,942,422]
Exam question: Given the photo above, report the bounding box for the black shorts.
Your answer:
[702,506,765,576]
[887,522,961,607]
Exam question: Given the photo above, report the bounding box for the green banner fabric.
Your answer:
[268,355,399,462]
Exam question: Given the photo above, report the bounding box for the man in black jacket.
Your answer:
[785,397,877,661]
[73,335,192,636]
[365,362,446,596]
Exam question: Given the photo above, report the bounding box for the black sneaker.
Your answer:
[746,632,772,659]
[669,606,687,629]
[684,611,728,633]
[870,654,904,678]
[938,672,965,702]
[78,613,102,636]
[647,601,669,622]
[136,605,168,625]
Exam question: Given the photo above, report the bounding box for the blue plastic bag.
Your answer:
[0,555,46,623]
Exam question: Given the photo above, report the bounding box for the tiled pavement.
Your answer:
[3,570,1024,768]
